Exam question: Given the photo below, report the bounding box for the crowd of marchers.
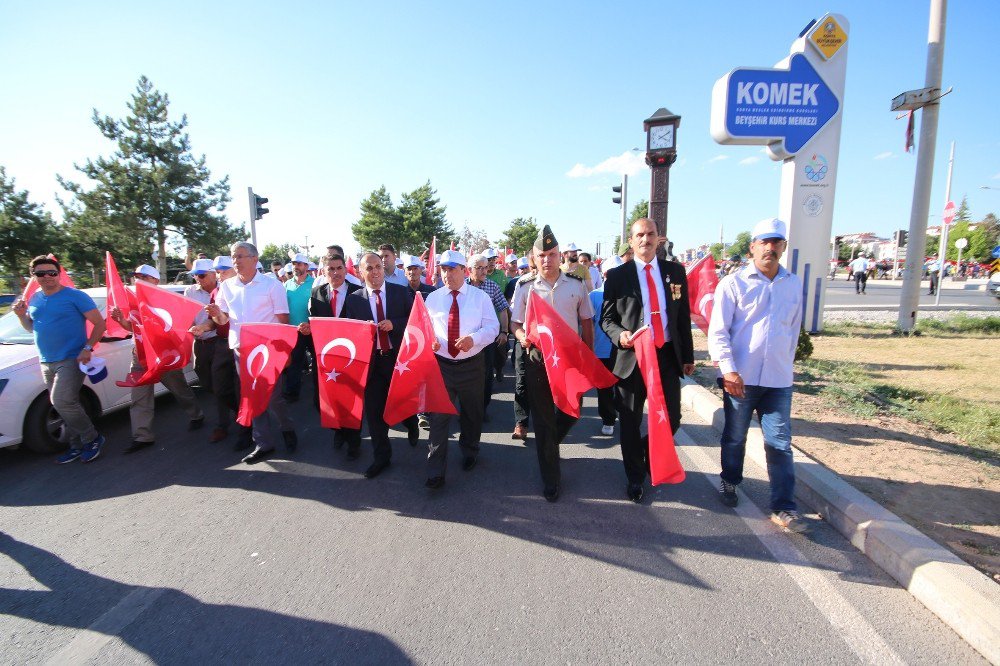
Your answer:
[11,216,810,533]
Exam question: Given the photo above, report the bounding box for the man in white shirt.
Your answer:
[207,241,298,464]
[849,253,869,295]
[423,250,500,489]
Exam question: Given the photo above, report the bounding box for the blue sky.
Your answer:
[3,1,998,258]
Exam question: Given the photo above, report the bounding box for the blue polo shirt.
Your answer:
[589,288,612,359]
[28,287,97,363]
[284,275,314,326]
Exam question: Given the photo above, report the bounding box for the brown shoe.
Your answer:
[209,427,227,443]
[512,424,527,440]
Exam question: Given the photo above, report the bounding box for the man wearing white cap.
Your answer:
[708,218,806,533]
[482,248,508,293]
[403,255,436,300]
[184,258,231,443]
[282,252,314,404]
[561,242,593,291]
[504,252,519,282]
[110,265,204,454]
[422,250,499,488]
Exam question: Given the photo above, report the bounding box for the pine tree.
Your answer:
[498,217,539,255]
[0,167,65,288]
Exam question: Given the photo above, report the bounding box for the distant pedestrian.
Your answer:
[708,218,808,533]
[849,254,869,294]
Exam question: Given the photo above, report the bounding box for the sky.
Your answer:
[3,1,999,259]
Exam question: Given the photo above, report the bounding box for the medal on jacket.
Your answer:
[671,284,682,301]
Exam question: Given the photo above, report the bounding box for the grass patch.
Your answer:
[916,314,1000,335]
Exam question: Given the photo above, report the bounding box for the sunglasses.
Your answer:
[194,273,211,279]
[33,270,59,277]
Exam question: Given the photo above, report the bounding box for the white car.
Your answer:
[0,286,197,454]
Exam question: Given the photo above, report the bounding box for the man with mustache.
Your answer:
[708,218,806,533]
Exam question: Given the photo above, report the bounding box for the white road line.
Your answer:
[675,428,905,665]
[45,586,164,665]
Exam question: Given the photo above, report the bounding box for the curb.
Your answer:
[680,378,1000,664]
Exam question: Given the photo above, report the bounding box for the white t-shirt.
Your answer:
[215,272,290,348]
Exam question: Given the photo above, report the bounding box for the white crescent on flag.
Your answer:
[320,338,357,369]
[157,349,182,368]
[149,306,173,332]
[537,325,559,367]
[246,343,269,389]
[699,293,714,318]
[401,325,425,361]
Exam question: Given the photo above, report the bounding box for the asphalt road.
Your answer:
[0,377,986,664]
[823,277,998,308]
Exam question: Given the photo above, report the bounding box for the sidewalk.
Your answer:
[679,378,1000,664]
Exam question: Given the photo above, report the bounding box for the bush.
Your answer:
[795,328,813,361]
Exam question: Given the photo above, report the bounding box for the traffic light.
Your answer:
[898,229,908,247]
[248,187,270,221]
[612,184,622,205]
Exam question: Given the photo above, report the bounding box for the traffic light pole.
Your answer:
[619,174,628,249]
[248,186,258,247]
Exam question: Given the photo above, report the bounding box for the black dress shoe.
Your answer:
[543,484,560,502]
[346,447,360,460]
[242,446,274,465]
[124,440,154,454]
[364,460,390,479]
[407,422,419,447]
[188,417,205,431]
[282,430,298,453]
[425,476,445,489]
[461,456,477,472]
[627,482,644,504]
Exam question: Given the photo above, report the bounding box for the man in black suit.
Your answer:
[601,218,695,503]
[341,252,420,478]
[299,254,363,456]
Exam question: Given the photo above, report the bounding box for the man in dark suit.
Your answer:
[601,218,695,503]
[299,254,363,456]
[342,252,420,478]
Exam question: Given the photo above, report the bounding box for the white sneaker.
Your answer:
[601,424,614,436]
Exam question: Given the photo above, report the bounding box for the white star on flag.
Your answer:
[550,352,560,367]
[657,409,668,424]
[394,360,410,375]
[325,368,341,382]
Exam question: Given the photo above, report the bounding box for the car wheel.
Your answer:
[22,392,99,455]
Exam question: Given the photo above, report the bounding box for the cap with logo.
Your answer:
[191,258,214,275]
[213,255,234,271]
[134,264,160,280]
[283,263,293,273]
[533,225,558,252]
[752,218,787,241]
[505,252,517,264]
[516,257,529,270]
[438,249,466,268]
[289,251,310,264]
[404,255,424,269]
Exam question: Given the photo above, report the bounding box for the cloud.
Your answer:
[738,156,760,166]
[566,150,647,178]
[992,172,1000,180]
[874,151,894,160]
[707,155,729,164]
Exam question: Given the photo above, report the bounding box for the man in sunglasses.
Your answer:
[12,255,107,463]
[184,259,232,442]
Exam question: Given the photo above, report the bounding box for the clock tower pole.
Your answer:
[643,108,681,259]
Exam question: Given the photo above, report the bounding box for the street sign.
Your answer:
[955,238,968,249]
[942,200,956,226]
[809,16,848,60]
[711,54,841,157]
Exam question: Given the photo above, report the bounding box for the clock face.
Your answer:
[650,125,674,150]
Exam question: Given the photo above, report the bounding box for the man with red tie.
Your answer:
[600,218,695,503]
[342,252,419,478]
[422,250,499,489]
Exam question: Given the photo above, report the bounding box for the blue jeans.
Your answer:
[720,385,796,512]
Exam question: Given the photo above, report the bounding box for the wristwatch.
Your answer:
[83,344,94,352]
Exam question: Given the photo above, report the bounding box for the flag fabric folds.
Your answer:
[115,281,203,388]
[424,237,437,286]
[236,323,300,426]
[524,290,617,418]
[104,251,131,338]
[905,110,915,153]
[686,256,719,335]
[310,317,375,429]
[631,327,685,485]
[383,293,457,425]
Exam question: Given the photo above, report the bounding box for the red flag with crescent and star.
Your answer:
[310,317,375,429]
[104,251,131,339]
[686,256,718,335]
[383,293,457,425]
[524,290,617,418]
[236,323,300,426]
[424,236,437,286]
[631,326,685,485]
[116,281,202,388]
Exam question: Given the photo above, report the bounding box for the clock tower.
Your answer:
[643,108,681,257]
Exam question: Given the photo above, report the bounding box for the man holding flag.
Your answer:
[601,218,695,503]
[708,218,806,533]
[510,225,597,502]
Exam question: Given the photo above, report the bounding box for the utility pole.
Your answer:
[897,0,947,332]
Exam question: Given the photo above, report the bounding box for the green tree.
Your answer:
[352,186,402,251]
[944,220,972,261]
[457,223,490,255]
[260,242,302,267]
[977,212,999,249]
[730,231,752,259]
[352,181,454,254]
[628,200,649,226]
[0,167,65,289]
[954,194,971,223]
[497,217,539,255]
[708,242,725,260]
[58,76,235,278]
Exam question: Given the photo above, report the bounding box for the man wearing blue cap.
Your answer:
[708,218,807,533]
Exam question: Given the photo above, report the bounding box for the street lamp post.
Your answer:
[643,108,680,258]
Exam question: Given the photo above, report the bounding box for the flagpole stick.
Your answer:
[934,141,954,306]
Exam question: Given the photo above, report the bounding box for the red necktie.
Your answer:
[448,290,460,357]
[330,285,338,317]
[374,289,391,351]
[645,264,665,348]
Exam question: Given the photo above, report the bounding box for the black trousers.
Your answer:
[597,356,617,426]
[283,331,311,398]
[365,352,418,464]
[853,271,867,293]
[193,337,231,428]
[428,352,485,477]
[512,343,529,427]
[483,343,495,408]
[208,339,240,430]
[525,354,578,487]
[614,343,682,485]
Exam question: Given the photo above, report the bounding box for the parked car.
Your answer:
[988,272,1000,301]
[0,286,197,454]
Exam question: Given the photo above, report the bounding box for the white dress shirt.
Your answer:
[367,285,393,323]
[215,272,290,348]
[425,282,500,360]
[633,256,670,342]
[183,283,216,340]
[311,282,348,318]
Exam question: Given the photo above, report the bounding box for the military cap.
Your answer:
[534,224,558,252]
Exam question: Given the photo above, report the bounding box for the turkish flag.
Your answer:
[686,256,719,335]
[236,323,299,426]
[384,293,457,425]
[631,327,685,485]
[115,281,201,387]
[345,255,356,277]
[311,317,375,429]
[524,290,617,418]
[22,253,75,303]
[424,237,436,286]
[104,252,131,338]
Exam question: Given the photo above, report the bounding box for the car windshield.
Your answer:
[0,295,107,345]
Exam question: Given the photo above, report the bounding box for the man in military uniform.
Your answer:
[510,226,595,502]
